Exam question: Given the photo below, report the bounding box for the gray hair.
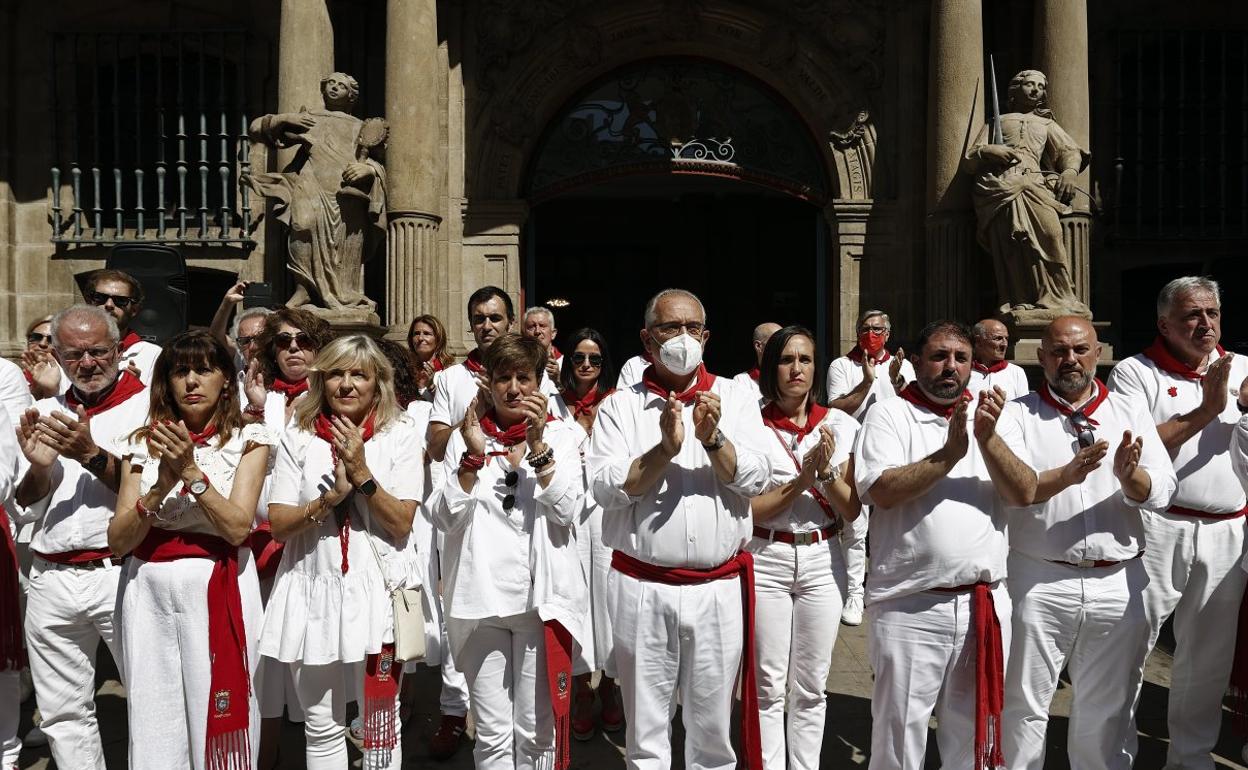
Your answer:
[857,309,891,331]
[49,304,120,349]
[1157,277,1221,317]
[643,289,707,329]
[523,306,554,325]
[231,306,273,337]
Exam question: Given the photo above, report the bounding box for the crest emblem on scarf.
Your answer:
[557,671,568,695]
[213,689,231,715]
[379,652,394,677]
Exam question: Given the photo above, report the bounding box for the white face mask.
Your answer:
[656,332,704,376]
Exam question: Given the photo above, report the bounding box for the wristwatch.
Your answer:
[701,429,726,452]
[188,476,210,496]
[356,477,378,497]
[83,449,108,474]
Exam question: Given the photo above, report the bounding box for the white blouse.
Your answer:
[259,413,426,665]
[757,409,859,533]
[436,420,586,660]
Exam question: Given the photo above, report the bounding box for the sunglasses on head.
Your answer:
[275,332,315,349]
[1068,411,1096,448]
[571,352,603,367]
[27,332,52,344]
[87,291,137,309]
[502,469,519,511]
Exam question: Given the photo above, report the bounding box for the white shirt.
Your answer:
[826,351,916,422]
[430,360,482,428]
[260,413,425,665]
[731,370,764,407]
[0,358,32,425]
[587,374,773,569]
[854,396,1008,604]
[0,409,18,509]
[436,420,586,657]
[53,337,163,393]
[23,385,151,553]
[757,408,859,533]
[997,385,1176,563]
[616,355,649,390]
[1107,348,1248,515]
[1232,412,1248,495]
[968,362,1031,401]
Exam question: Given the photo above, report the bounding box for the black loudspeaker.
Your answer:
[105,245,189,344]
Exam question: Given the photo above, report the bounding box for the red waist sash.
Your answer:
[246,521,284,581]
[930,581,1004,770]
[611,550,762,770]
[34,547,116,565]
[1167,503,1248,521]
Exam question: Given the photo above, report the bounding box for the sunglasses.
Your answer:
[571,352,603,367]
[236,335,257,347]
[86,291,138,309]
[27,332,52,344]
[1069,412,1096,448]
[502,469,519,511]
[275,332,315,349]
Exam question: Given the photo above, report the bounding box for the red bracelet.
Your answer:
[135,497,156,519]
[459,452,486,472]
[244,402,266,417]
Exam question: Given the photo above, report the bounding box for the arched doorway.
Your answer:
[522,58,833,376]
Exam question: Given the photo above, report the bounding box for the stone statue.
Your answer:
[243,72,387,321]
[966,69,1090,319]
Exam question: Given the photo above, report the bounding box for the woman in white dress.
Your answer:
[437,333,586,770]
[110,330,273,770]
[748,325,861,770]
[550,328,624,739]
[261,334,424,770]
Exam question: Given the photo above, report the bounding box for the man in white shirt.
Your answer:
[587,288,773,770]
[615,352,650,390]
[522,305,564,403]
[0,407,23,770]
[12,304,149,770]
[81,269,163,385]
[969,318,1030,400]
[731,322,780,406]
[990,317,1175,769]
[827,309,915,627]
[1107,276,1248,768]
[208,279,272,390]
[854,320,1029,770]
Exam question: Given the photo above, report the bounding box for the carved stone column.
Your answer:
[824,200,872,355]
[384,0,444,331]
[278,0,333,129]
[1035,0,1092,308]
[925,0,983,322]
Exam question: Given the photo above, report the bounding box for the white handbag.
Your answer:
[363,510,427,662]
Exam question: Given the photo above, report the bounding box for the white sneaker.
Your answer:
[841,595,864,626]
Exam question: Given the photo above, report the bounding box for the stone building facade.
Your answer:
[1,0,1244,373]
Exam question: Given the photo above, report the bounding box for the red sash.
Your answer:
[0,505,25,671]
[898,382,970,420]
[611,550,763,770]
[34,547,115,564]
[1166,503,1248,520]
[247,521,283,581]
[269,376,308,406]
[362,644,401,761]
[65,371,145,418]
[932,582,1004,770]
[972,359,1009,374]
[544,621,575,770]
[135,528,250,770]
[1141,336,1225,381]
[640,365,717,405]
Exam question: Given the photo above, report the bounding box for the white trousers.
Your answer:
[1133,510,1248,770]
[841,508,868,601]
[289,659,403,770]
[121,552,263,770]
[609,568,743,770]
[0,669,20,768]
[255,574,303,722]
[748,536,847,770]
[458,612,554,770]
[1003,551,1150,770]
[24,557,123,770]
[573,503,614,677]
[867,584,1012,770]
[437,529,471,717]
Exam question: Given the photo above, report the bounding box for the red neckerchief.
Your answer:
[0,505,25,672]
[761,402,829,441]
[463,349,485,375]
[566,386,615,421]
[21,369,34,389]
[1038,379,1109,427]
[640,364,717,405]
[846,346,891,364]
[747,367,760,381]
[119,330,143,352]
[898,382,969,420]
[973,359,1009,374]
[312,410,378,575]
[550,346,562,360]
[270,375,309,406]
[65,371,145,418]
[429,356,445,372]
[479,410,554,448]
[133,529,249,768]
[1142,336,1226,381]
[186,423,219,447]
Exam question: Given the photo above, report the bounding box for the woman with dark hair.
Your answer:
[109,330,274,769]
[407,314,454,401]
[749,325,861,770]
[551,328,624,738]
[19,314,60,398]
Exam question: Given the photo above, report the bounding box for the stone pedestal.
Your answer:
[1010,319,1114,367]
[305,307,385,338]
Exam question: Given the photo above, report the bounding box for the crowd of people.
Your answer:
[0,270,1247,770]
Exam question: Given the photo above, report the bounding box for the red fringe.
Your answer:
[205,728,250,770]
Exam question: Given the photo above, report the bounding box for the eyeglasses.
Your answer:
[236,335,257,347]
[86,291,137,309]
[1069,412,1096,448]
[651,321,706,337]
[860,325,888,334]
[27,332,52,345]
[59,344,117,363]
[571,352,603,368]
[501,469,519,511]
[275,332,315,349]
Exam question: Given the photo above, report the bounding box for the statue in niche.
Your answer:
[243,72,388,321]
[965,69,1090,319]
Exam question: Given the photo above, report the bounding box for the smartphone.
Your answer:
[242,282,274,309]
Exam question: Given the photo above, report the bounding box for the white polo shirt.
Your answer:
[0,358,33,425]
[430,356,483,428]
[756,407,859,533]
[997,383,1176,564]
[854,395,1009,604]
[826,350,916,422]
[1107,346,1248,515]
[968,361,1031,401]
[587,372,773,569]
[615,355,649,390]
[731,370,764,407]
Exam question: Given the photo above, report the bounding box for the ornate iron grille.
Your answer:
[1112,31,1248,239]
[48,31,266,246]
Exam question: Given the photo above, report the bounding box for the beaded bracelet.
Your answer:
[527,446,555,468]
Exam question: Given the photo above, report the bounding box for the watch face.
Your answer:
[190,479,209,495]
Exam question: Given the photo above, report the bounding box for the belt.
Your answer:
[33,549,123,570]
[1048,550,1144,569]
[1166,503,1248,521]
[752,524,840,546]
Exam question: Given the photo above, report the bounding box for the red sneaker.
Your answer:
[429,713,467,760]
[599,677,624,733]
[572,674,596,741]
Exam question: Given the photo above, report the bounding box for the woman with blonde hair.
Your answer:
[260,334,425,770]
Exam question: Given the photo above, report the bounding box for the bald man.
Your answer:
[969,319,1030,400]
[986,317,1175,769]
[732,322,781,406]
